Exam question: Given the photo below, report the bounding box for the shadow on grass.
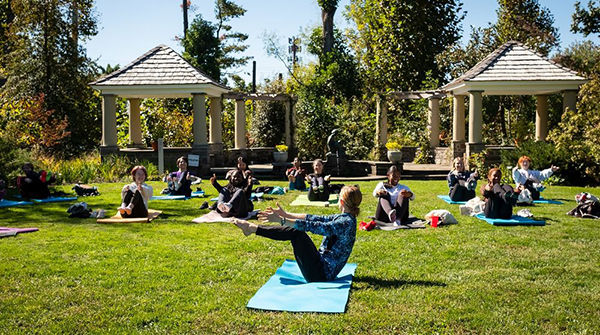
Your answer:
[353,275,447,289]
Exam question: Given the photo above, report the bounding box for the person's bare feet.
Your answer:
[233,219,257,236]
[117,204,128,215]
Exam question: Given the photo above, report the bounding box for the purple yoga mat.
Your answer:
[0,227,39,238]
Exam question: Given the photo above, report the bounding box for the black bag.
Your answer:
[72,184,99,196]
[567,201,600,219]
[67,202,92,218]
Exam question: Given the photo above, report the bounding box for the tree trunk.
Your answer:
[321,6,336,55]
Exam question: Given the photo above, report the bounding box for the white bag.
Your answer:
[425,209,458,225]
[460,196,485,216]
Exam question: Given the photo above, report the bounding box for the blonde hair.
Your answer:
[452,157,466,172]
[339,185,362,217]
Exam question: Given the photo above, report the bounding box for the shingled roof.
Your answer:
[442,41,587,95]
[89,45,229,98]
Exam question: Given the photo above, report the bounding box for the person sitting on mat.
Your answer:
[306,159,331,201]
[482,168,520,219]
[118,165,153,218]
[286,157,307,191]
[17,162,55,199]
[373,165,415,225]
[233,185,362,282]
[512,155,559,200]
[447,157,479,201]
[227,156,257,186]
[162,156,200,197]
[210,169,253,218]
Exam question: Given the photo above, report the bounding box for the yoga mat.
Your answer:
[192,210,259,223]
[31,196,78,203]
[533,198,563,204]
[475,213,545,226]
[246,260,357,313]
[0,227,39,238]
[97,209,162,223]
[151,191,205,200]
[437,195,467,205]
[0,199,33,208]
[290,194,339,207]
[210,192,263,202]
[374,217,426,230]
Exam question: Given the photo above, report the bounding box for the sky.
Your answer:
[85,0,599,84]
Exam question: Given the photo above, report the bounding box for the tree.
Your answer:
[317,0,338,55]
[1,0,100,156]
[214,0,250,82]
[0,0,14,71]
[182,15,221,80]
[347,0,464,92]
[572,0,600,37]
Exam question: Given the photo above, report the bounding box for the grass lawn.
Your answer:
[1,179,599,334]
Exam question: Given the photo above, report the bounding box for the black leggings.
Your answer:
[375,194,410,224]
[308,175,330,201]
[218,188,252,218]
[449,185,476,202]
[122,190,148,218]
[523,179,541,200]
[484,184,515,219]
[256,225,327,282]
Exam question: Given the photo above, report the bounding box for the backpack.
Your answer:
[567,200,600,219]
[72,184,99,197]
[67,202,92,218]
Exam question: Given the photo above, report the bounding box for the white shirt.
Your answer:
[122,183,153,209]
[373,182,415,204]
[512,167,553,186]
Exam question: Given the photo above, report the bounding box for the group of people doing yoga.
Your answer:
[11,154,558,284]
[447,155,559,219]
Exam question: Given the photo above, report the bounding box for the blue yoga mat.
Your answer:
[437,195,467,204]
[210,192,263,202]
[246,260,357,313]
[31,196,78,203]
[0,199,33,208]
[151,191,205,200]
[533,198,563,204]
[475,213,545,226]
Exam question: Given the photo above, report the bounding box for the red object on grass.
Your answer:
[431,216,439,228]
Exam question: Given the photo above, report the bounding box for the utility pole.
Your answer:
[182,0,189,38]
[288,36,301,68]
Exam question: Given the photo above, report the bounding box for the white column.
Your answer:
[428,98,440,147]
[376,95,388,147]
[468,91,483,144]
[192,93,207,146]
[535,95,549,141]
[128,98,143,146]
[101,94,117,147]
[562,90,578,114]
[209,97,222,144]
[284,99,292,147]
[452,95,466,142]
[234,99,246,149]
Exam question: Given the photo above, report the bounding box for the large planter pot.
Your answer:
[273,151,288,163]
[387,150,402,164]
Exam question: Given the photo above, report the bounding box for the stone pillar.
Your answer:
[192,93,207,146]
[234,99,246,149]
[467,91,484,157]
[284,99,292,147]
[101,94,118,149]
[209,97,222,144]
[376,95,388,147]
[192,93,209,172]
[128,98,143,147]
[451,95,466,159]
[562,90,578,114]
[535,95,549,141]
[427,98,440,147]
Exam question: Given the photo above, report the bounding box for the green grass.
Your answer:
[1,180,599,334]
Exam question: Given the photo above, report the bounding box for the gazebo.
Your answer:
[375,41,588,162]
[90,45,296,170]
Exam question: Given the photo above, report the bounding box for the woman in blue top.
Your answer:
[233,185,362,282]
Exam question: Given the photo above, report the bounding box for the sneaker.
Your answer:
[318,185,324,192]
[200,201,209,210]
[97,209,106,219]
[388,209,397,223]
[466,178,477,191]
[217,202,231,213]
